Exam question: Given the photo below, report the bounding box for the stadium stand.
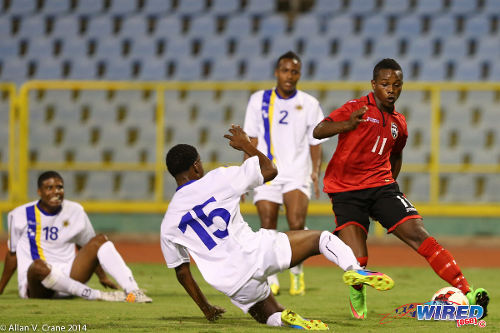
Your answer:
[0,0,499,204]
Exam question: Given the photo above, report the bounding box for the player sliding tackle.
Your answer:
[160,125,394,330]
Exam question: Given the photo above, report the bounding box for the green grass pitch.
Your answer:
[0,263,497,332]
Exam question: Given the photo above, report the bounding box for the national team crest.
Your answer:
[391,122,398,139]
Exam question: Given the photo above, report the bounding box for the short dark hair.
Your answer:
[373,58,402,80]
[276,51,301,69]
[166,144,199,177]
[37,171,63,189]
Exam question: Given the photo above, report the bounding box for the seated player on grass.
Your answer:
[0,171,152,303]
[160,125,395,330]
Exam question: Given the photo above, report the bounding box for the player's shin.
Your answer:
[41,266,100,300]
[318,231,362,271]
[417,236,470,294]
[97,241,139,293]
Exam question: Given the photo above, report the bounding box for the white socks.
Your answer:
[319,231,362,271]
[290,262,303,275]
[41,266,101,300]
[97,241,139,293]
[267,273,279,286]
[266,312,282,326]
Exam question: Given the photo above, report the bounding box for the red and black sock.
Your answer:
[417,237,470,294]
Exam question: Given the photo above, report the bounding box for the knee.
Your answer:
[27,260,51,280]
[86,234,109,251]
[287,215,306,230]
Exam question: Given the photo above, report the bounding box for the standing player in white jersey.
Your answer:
[160,125,394,330]
[0,171,152,303]
[243,51,326,296]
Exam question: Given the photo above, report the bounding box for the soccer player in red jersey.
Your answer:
[313,58,489,319]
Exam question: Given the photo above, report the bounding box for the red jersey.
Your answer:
[322,92,408,193]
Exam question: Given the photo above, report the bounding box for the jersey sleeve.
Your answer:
[74,209,96,247]
[243,92,261,138]
[7,210,22,253]
[161,234,190,268]
[325,101,356,122]
[229,156,264,194]
[308,100,328,145]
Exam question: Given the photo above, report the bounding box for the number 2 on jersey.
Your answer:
[178,197,231,250]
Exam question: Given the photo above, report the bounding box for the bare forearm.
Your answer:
[313,120,354,139]
[243,137,258,161]
[0,251,17,294]
[390,153,403,179]
[241,142,277,182]
[310,144,322,175]
[175,263,212,315]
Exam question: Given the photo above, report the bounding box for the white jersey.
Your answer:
[243,89,326,184]
[7,200,96,292]
[161,156,272,296]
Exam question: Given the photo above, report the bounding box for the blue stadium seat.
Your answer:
[51,16,81,38]
[86,16,114,39]
[209,0,240,16]
[418,59,448,81]
[108,0,137,17]
[369,36,402,61]
[393,14,422,38]
[199,35,230,60]
[482,174,500,201]
[452,59,485,81]
[413,0,445,15]
[117,171,154,200]
[380,0,411,15]
[233,35,264,57]
[101,59,133,80]
[128,36,158,59]
[439,36,469,60]
[80,171,115,200]
[153,15,183,37]
[173,0,206,16]
[475,36,500,63]
[336,36,368,59]
[482,0,500,12]
[0,17,12,39]
[0,58,29,85]
[23,37,54,59]
[186,14,218,39]
[346,59,374,81]
[41,0,72,16]
[245,0,276,16]
[141,0,172,16]
[208,57,241,80]
[310,57,342,81]
[33,58,62,79]
[292,14,322,39]
[17,15,47,39]
[165,37,193,58]
[0,38,19,59]
[59,37,89,59]
[359,15,390,38]
[93,37,125,58]
[404,173,430,202]
[258,14,288,39]
[119,15,149,39]
[406,35,437,59]
[136,57,168,80]
[427,14,457,38]
[74,0,105,16]
[447,0,479,15]
[311,0,343,16]
[346,0,378,15]
[64,58,98,79]
[440,174,477,202]
[169,57,202,80]
[5,0,38,16]
[267,35,299,59]
[223,14,253,38]
[324,14,354,38]
[488,62,500,81]
[463,15,492,38]
[302,36,334,59]
[242,56,273,80]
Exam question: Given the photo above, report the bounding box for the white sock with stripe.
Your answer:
[266,312,282,327]
[319,231,362,271]
[97,241,139,293]
[41,266,101,300]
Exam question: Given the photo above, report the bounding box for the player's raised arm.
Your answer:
[224,125,278,182]
[313,106,368,139]
[0,251,17,295]
[174,263,226,322]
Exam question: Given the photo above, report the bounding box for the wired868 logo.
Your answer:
[417,301,486,328]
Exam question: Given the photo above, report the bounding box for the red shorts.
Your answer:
[328,183,422,234]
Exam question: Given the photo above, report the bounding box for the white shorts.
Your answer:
[253,180,311,204]
[19,261,74,299]
[230,231,291,313]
